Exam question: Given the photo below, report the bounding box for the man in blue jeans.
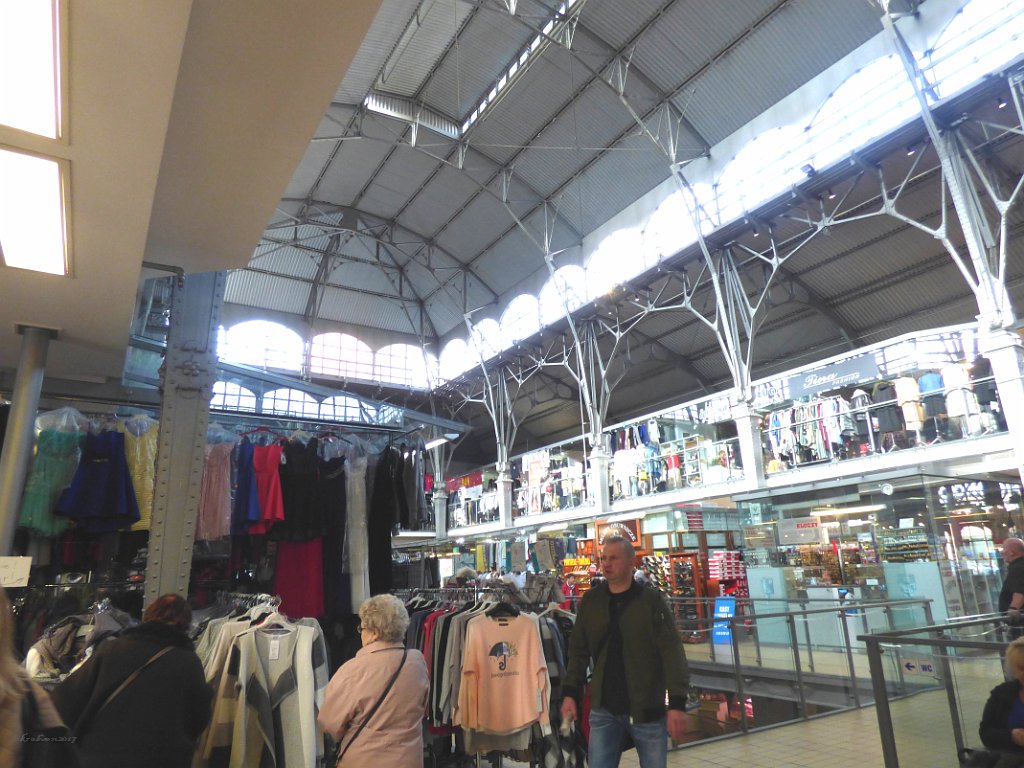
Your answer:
[561,535,689,768]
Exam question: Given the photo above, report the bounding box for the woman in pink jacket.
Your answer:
[318,594,428,768]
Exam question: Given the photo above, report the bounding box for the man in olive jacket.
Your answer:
[561,535,689,768]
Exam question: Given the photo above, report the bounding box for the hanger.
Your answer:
[485,601,520,618]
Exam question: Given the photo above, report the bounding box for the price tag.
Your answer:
[0,557,32,588]
[269,638,281,661]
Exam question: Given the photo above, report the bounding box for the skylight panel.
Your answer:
[0,148,67,275]
[0,0,60,138]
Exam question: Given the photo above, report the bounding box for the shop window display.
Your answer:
[763,355,1005,471]
[607,416,740,500]
[513,449,588,518]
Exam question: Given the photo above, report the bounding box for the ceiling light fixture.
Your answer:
[424,437,449,450]
[810,504,886,517]
[998,97,1008,109]
[827,189,836,200]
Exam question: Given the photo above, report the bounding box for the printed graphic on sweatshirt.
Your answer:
[488,641,519,674]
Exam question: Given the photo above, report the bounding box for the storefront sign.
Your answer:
[712,597,736,645]
[596,520,640,544]
[446,471,484,494]
[787,354,879,399]
[563,557,592,567]
[777,516,826,545]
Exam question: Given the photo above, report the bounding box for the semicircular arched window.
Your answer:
[376,344,431,388]
[716,126,808,223]
[310,332,375,381]
[925,0,1024,98]
[210,382,258,412]
[643,191,698,267]
[500,294,541,348]
[262,388,320,418]
[806,55,918,172]
[539,265,587,326]
[439,338,474,382]
[220,320,304,372]
[471,318,502,361]
[586,228,644,298]
[320,395,377,423]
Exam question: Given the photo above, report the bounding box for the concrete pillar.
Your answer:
[589,448,611,519]
[978,328,1024,484]
[497,472,514,528]
[433,491,448,540]
[0,326,56,554]
[733,401,766,488]
[144,273,224,606]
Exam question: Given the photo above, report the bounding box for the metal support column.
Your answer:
[979,329,1024,484]
[589,448,611,519]
[433,491,448,540]
[0,326,56,554]
[144,273,225,607]
[732,402,765,488]
[497,473,514,528]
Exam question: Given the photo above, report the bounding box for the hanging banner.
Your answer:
[787,354,879,399]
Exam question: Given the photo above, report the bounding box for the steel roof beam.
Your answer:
[430,0,789,281]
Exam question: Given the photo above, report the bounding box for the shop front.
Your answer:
[738,473,1024,631]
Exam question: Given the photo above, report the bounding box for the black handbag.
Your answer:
[20,685,83,768]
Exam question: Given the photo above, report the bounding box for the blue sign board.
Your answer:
[712,597,736,645]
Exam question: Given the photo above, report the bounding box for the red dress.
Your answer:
[250,444,285,534]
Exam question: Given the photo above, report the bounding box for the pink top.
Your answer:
[455,614,549,734]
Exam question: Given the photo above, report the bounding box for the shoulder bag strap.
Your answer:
[336,648,408,765]
[96,645,174,716]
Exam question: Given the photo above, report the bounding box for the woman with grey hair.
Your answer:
[318,595,428,768]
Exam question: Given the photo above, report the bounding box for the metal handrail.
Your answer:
[857,614,1011,768]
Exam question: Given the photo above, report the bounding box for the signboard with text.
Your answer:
[596,520,640,545]
[787,354,879,399]
[712,597,736,645]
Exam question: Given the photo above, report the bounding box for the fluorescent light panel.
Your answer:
[810,504,886,517]
[0,0,60,138]
[0,148,67,275]
[424,437,449,450]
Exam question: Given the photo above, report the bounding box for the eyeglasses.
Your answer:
[357,623,363,632]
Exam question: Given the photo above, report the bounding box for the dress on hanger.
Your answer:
[232,439,261,535]
[118,419,158,532]
[197,442,234,540]
[54,430,140,533]
[19,429,85,536]
[250,443,285,535]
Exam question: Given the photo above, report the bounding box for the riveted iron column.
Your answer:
[144,272,225,607]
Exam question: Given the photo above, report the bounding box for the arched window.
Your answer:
[586,229,644,298]
[806,56,918,171]
[220,320,304,372]
[376,344,431,388]
[210,382,257,412]
[262,388,320,418]
[320,395,377,423]
[539,265,587,326]
[310,332,375,381]
[500,294,540,348]
[716,126,808,223]
[926,0,1024,98]
[471,318,501,361]
[643,191,698,267]
[439,338,475,381]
